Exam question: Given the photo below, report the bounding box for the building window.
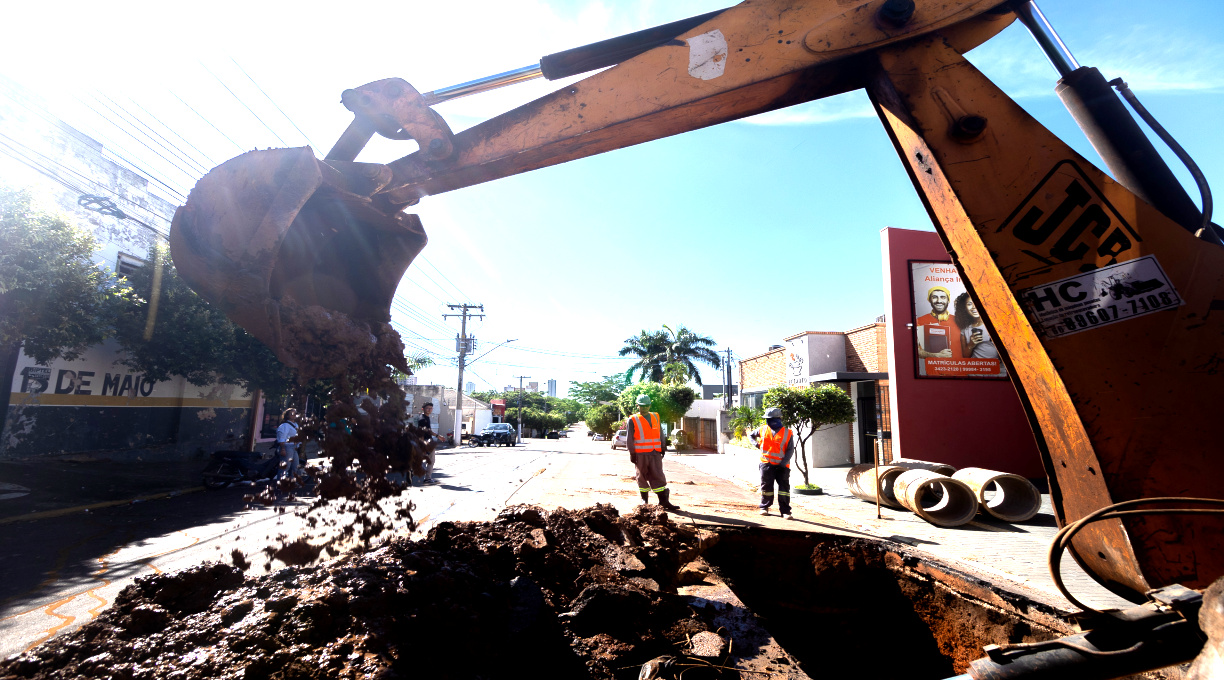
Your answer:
[741,392,766,410]
[116,252,146,277]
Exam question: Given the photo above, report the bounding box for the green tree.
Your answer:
[585,403,622,437]
[763,384,857,486]
[108,243,294,396]
[660,324,721,386]
[618,325,721,386]
[568,372,630,406]
[618,382,697,427]
[619,329,668,382]
[0,187,121,414]
[728,405,763,440]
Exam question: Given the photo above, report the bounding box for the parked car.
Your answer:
[592,433,607,441]
[479,423,516,446]
[610,429,628,450]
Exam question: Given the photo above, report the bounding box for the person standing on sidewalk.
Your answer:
[626,394,680,511]
[275,408,300,481]
[750,407,794,519]
[416,401,437,484]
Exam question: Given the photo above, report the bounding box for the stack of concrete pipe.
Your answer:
[845,460,1042,528]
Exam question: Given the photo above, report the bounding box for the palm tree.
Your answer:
[619,325,721,386]
[619,329,669,382]
[661,324,721,386]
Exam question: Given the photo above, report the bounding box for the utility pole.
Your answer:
[443,303,484,444]
[723,348,734,410]
[514,375,531,443]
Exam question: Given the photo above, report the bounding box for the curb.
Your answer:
[0,486,206,525]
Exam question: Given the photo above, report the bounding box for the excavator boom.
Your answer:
[169,0,1223,605]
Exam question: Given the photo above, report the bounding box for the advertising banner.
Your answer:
[491,399,506,417]
[910,261,1008,380]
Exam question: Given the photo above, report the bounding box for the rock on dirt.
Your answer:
[0,504,735,680]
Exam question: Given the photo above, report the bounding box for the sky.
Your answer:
[3,0,1223,397]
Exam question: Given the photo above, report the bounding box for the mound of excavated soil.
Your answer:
[0,504,726,680]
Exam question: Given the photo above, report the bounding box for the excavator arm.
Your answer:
[170,0,1224,611]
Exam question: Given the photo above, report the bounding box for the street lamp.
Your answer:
[467,338,518,366]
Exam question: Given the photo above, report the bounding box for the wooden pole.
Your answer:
[874,438,882,520]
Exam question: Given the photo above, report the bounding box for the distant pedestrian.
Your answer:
[416,401,437,484]
[750,407,794,519]
[275,408,300,481]
[626,394,680,511]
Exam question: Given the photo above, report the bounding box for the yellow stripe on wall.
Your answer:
[8,393,251,409]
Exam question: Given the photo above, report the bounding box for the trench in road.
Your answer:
[0,446,560,656]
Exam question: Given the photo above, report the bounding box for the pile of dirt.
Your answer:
[0,504,732,680]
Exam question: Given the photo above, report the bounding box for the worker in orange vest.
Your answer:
[626,393,680,511]
[750,407,795,519]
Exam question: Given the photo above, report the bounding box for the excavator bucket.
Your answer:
[169,146,426,378]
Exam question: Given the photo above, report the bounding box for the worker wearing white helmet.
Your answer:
[750,407,795,519]
[625,393,680,511]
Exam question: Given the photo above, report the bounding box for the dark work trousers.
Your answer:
[633,452,668,495]
[759,463,791,514]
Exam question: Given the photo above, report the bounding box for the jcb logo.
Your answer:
[999,161,1141,269]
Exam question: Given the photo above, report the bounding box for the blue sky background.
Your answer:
[2,0,1222,395]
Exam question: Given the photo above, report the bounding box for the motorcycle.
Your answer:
[467,432,494,447]
[201,449,282,489]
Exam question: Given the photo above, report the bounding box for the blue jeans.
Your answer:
[759,463,791,514]
[278,446,299,480]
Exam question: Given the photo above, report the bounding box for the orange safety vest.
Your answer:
[759,425,792,467]
[629,412,662,453]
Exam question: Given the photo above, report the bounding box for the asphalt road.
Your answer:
[0,431,614,659]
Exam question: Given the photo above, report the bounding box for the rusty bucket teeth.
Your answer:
[169,147,425,379]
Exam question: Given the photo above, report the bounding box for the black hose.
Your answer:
[1109,78,1220,244]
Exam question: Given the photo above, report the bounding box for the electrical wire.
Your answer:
[415,256,471,303]
[230,58,320,151]
[0,84,187,204]
[170,91,246,154]
[93,92,210,176]
[0,133,172,239]
[1048,497,1224,612]
[201,62,290,147]
[124,96,219,168]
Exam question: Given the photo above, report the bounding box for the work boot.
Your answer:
[658,489,681,511]
[640,492,650,504]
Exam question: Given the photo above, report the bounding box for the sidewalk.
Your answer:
[666,442,1134,612]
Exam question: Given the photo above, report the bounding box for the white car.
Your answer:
[611,429,628,450]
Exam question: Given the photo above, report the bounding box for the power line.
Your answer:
[0,133,172,239]
[416,256,471,303]
[170,91,246,154]
[65,96,190,201]
[230,58,320,151]
[79,93,200,187]
[201,62,289,146]
[0,85,187,205]
[94,92,210,176]
[124,96,219,168]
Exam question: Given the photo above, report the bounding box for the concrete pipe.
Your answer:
[952,467,1042,522]
[845,464,910,509]
[891,458,958,476]
[893,470,980,527]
